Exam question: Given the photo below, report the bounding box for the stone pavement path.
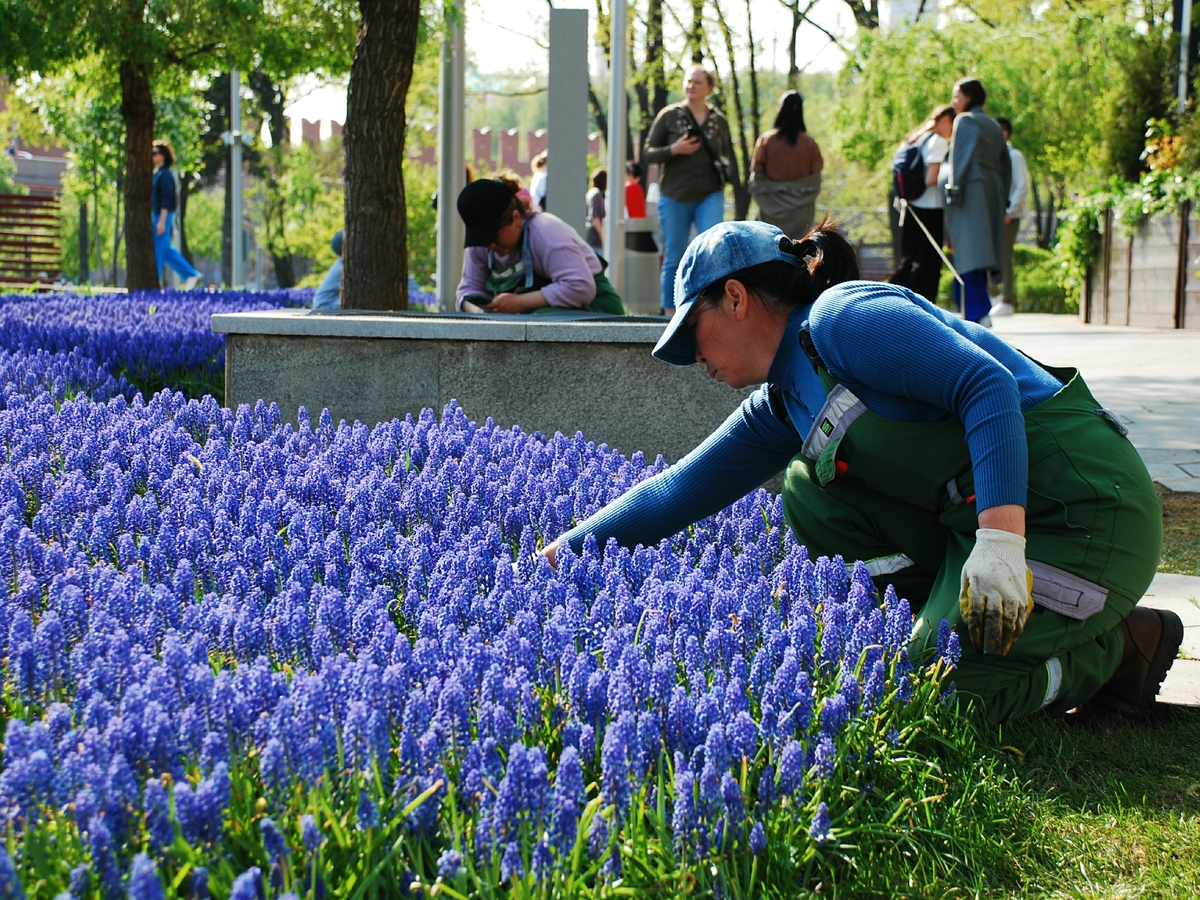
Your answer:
[991,314,1200,705]
[992,315,1200,492]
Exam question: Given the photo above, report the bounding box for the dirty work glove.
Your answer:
[959,529,1034,656]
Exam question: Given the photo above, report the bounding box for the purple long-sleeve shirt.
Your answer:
[456,211,601,310]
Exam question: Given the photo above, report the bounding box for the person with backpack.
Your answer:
[889,105,955,302]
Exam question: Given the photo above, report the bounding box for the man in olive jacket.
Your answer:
[940,77,1011,324]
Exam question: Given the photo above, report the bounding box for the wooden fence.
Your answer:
[0,193,62,287]
[1085,205,1200,328]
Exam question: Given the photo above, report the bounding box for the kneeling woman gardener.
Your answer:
[455,175,626,315]
[544,221,1182,723]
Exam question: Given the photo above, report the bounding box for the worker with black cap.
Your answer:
[455,173,626,315]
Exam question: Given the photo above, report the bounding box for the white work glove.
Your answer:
[959,529,1034,656]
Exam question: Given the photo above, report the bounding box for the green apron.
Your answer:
[485,224,627,315]
[781,336,1162,723]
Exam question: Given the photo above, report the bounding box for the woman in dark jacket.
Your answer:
[152,142,202,290]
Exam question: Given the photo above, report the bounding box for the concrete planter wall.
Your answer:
[1085,205,1200,328]
[211,310,755,464]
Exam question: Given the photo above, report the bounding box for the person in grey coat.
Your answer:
[940,77,1010,324]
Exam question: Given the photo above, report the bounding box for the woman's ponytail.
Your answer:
[693,219,859,316]
[779,220,859,303]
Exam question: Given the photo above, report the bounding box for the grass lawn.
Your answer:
[966,488,1200,898]
[1159,485,1200,577]
[994,707,1200,898]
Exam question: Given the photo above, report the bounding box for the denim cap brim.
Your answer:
[652,220,800,366]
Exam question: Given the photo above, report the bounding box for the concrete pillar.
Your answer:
[604,0,628,289]
[436,2,466,311]
[547,8,589,237]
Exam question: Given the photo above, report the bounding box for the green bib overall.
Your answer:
[486,226,627,315]
[782,350,1162,723]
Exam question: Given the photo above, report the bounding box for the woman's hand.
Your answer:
[156,217,167,236]
[959,505,1031,656]
[540,540,560,569]
[483,291,549,314]
[670,134,702,156]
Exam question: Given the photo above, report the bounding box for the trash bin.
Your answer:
[622,212,662,315]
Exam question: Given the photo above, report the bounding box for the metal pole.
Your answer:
[1181,0,1194,115]
[436,3,466,311]
[230,68,244,288]
[604,0,628,294]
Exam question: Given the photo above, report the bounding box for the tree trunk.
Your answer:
[111,176,124,286]
[249,69,289,147]
[636,0,668,175]
[178,175,194,265]
[588,89,609,144]
[745,0,761,135]
[789,4,801,90]
[689,0,706,63]
[342,0,422,310]
[79,199,89,284]
[842,0,879,29]
[120,60,158,290]
[714,0,751,219]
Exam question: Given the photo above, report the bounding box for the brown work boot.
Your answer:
[1083,606,1184,720]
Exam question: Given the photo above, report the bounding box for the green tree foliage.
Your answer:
[836,1,1175,198]
[0,0,262,288]
[0,152,19,194]
[254,137,346,279]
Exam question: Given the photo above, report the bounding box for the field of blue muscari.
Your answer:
[0,291,1019,899]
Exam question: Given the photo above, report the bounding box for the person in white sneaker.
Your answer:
[990,117,1028,318]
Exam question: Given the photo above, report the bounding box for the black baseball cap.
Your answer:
[457,180,516,247]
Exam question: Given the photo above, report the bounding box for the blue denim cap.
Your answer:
[652,220,802,365]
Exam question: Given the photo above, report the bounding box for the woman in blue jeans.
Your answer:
[643,65,730,314]
[152,142,202,290]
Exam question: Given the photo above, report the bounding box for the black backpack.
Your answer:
[892,133,930,202]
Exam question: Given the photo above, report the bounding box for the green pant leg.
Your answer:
[783,457,950,604]
[912,531,1136,723]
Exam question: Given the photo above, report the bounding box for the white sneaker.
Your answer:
[989,301,1014,317]
[182,274,202,291]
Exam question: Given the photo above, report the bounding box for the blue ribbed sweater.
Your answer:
[559,282,1063,552]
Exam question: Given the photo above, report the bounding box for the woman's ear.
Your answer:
[724,279,752,319]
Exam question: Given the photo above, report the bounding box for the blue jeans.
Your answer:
[658,190,725,310]
[153,212,200,283]
[952,268,992,323]
[313,258,342,310]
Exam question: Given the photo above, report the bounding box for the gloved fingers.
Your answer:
[998,568,1036,656]
[959,579,986,654]
[983,588,1004,655]
[999,596,1023,656]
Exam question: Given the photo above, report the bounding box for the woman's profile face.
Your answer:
[488,210,524,255]
[934,114,954,139]
[950,86,969,114]
[683,68,713,102]
[691,282,776,389]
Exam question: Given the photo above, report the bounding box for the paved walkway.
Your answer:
[992,315,1200,492]
[991,314,1200,705]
